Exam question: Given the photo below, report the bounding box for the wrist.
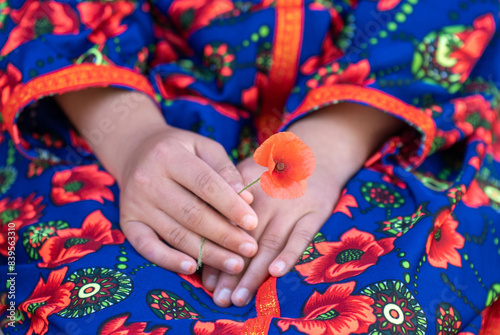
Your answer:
[56,87,169,183]
[287,103,405,182]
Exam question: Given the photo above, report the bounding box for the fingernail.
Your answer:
[272,260,286,275]
[233,288,249,305]
[216,288,232,305]
[180,261,194,273]
[241,214,257,230]
[205,275,218,290]
[224,258,240,273]
[239,242,256,257]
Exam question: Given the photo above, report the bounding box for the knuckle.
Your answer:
[134,235,156,260]
[180,202,204,229]
[218,164,237,181]
[259,233,285,253]
[151,141,171,160]
[195,170,220,197]
[293,229,315,248]
[167,226,190,250]
[131,168,150,185]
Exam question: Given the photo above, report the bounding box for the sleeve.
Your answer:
[279,0,500,169]
[0,0,156,161]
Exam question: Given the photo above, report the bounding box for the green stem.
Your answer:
[238,177,260,195]
[197,177,261,270]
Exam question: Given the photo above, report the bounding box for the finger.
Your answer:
[121,220,197,274]
[169,149,258,230]
[269,212,326,277]
[213,271,244,307]
[231,216,296,307]
[202,265,221,292]
[198,140,254,203]
[148,208,247,274]
[158,179,257,258]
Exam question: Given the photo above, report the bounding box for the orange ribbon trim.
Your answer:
[3,64,155,157]
[285,84,437,167]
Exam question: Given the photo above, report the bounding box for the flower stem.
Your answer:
[238,177,260,195]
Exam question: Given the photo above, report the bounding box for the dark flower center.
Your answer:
[1,209,20,225]
[315,308,339,320]
[35,17,54,37]
[27,301,47,314]
[434,228,442,241]
[0,172,6,184]
[63,181,84,193]
[335,249,365,264]
[275,162,286,172]
[64,237,90,249]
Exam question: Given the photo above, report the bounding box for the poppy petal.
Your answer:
[260,171,306,199]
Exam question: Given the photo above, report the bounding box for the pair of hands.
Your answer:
[57,88,403,308]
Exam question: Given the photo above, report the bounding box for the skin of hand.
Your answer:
[55,87,259,275]
[202,102,405,307]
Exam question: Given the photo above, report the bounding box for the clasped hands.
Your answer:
[56,88,402,308]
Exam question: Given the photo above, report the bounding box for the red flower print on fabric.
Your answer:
[373,0,402,11]
[193,319,244,335]
[77,1,134,44]
[450,14,496,83]
[306,60,373,90]
[333,189,359,218]
[38,210,124,268]
[277,282,376,335]
[462,180,490,208]
[0,193,45,256]
[426,208,465,269]
[50,165,114,205]
[18,267,75,335]
[168,0,234,36]
[98,313,169,335]
[295,228,395,283]
[0,64,22,110]
[452,95,495,137]
[1,0,79,55]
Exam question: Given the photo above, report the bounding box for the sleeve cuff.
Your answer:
[280,84,437,169]
[3,63,156,160]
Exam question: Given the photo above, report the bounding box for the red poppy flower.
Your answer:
[426,208,465,269]
[0,193,45,256]
[51,165,114,205]
[462,180,490,208]
[193,319,244,335]
[480,298,500,335]
[450,14,495,82]
[77,1,134,44]
[19,267,75,335]
[373,0,402,11]
[333,189,358,218]
[0,64,22,110]
[38,210,125,268]
[1,0,79,55]
[295,228,395,283]
[99,313,169,335]
[278,282,376,335]
[168,0,234,37]
[253,132,315,199]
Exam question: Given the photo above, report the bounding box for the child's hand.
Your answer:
[56,88,259,275]
[202,103,404,307]
[118,125,259,275]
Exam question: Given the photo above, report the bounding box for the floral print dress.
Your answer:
[1,0,500,334]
